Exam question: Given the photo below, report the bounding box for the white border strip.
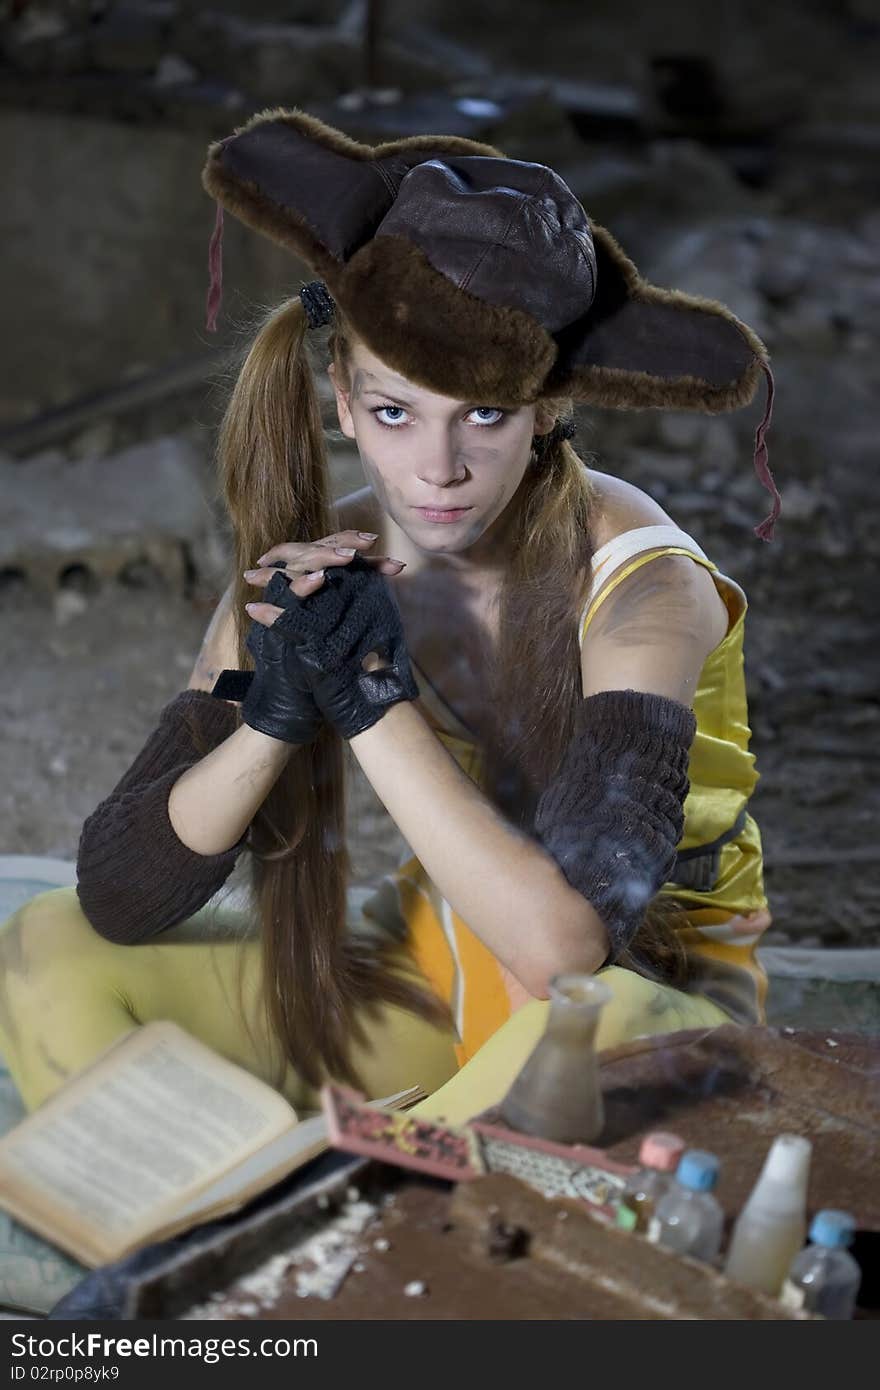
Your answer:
[758,947,880,982]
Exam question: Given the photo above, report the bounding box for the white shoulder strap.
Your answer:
[579,525,710,638]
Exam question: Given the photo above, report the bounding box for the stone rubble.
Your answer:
[179,1195,378,1318]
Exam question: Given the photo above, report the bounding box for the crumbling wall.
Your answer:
[1,108,300,420]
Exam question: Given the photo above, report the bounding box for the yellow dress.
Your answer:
[364,524,770,1068]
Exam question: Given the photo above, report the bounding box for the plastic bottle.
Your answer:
[780,1210,862,1318]
[723,1134,812,1296]
[616,1131,686,1234]
[648,1150,724,1263]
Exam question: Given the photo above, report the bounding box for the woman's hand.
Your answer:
[246,551,418,740]
[239,619,323,746]
[233,531,408,743]
[243,531,405,619]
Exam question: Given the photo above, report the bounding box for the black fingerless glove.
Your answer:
[262,556,418,739]
[532,689,696,965]
[211,620,323,746]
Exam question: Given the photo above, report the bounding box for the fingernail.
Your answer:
[335,546,357,555]
[389,558,406,567]
[245,603,258,613]
[307,568,325,580]
[358,532,378,541]
[256,556,269,565]
[243,570,259,579]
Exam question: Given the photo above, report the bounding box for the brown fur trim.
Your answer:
[206,104,505,166]
[337,236,557,406]
[590,221,643,294]
[564,355,765,412]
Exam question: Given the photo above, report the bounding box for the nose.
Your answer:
[416,434,467,489]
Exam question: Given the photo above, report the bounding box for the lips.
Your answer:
[413,505,473,521]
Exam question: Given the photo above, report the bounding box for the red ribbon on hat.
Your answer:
[206,202,224,334]
[753,363,780,542]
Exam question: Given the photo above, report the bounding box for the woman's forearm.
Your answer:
[168,722,296,855]
[349,703,609,995]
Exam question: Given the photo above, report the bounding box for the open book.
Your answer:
[0,1021,422,1269]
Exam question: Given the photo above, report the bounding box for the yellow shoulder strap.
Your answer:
[579,539,718,645]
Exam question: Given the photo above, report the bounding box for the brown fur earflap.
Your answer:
[202,151,341,280]
[556,221,769,411]
[602,221,766,358]
[339,236,558,406]
[202,106,506,279]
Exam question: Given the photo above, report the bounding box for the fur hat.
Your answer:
[202,106,779,538]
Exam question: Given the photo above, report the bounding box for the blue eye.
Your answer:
[369,404,506,429]
[370,405,408,428]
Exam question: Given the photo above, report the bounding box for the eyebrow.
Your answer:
[361,388,512,412]
[361,388,419,407]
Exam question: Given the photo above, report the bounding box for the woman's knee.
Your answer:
[1,887,85,967]
[0,888,142,1109]
[0,886,124,1024]
[596,965,725,1048]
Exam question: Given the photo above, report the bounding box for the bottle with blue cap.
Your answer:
[780,1210,862,1318]
[647,1149,724,1263]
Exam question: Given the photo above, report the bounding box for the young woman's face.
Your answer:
[329,339,550,560]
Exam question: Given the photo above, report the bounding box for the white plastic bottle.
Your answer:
[723,1134,812,1296]
[781,1210,862,1319]
[648,1149,724,1263]
[616,1131,686,1234]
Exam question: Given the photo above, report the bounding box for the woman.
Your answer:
[0,110,778,1124]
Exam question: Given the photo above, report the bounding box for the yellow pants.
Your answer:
[0,888,729,1124]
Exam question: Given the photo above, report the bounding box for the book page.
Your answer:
[165,1084,428,1232]
[0,1021,296,1265]
[167,1115,330,1229]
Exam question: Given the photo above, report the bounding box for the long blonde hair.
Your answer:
[211,296,688,1089]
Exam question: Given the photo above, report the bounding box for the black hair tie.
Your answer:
[300,280,335,329]
[533,417,577,458]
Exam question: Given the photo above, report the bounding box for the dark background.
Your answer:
[1,0,878,952]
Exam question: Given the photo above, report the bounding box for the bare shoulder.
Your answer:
[187,580,239,693]
[584,467,729,652]
[586,467,675,549]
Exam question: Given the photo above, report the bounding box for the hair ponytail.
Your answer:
[216,298,448,1091]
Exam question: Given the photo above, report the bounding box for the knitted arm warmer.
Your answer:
[75,690,245,944]
[532,689,696,965]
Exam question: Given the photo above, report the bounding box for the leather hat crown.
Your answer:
[202,106,779,538]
